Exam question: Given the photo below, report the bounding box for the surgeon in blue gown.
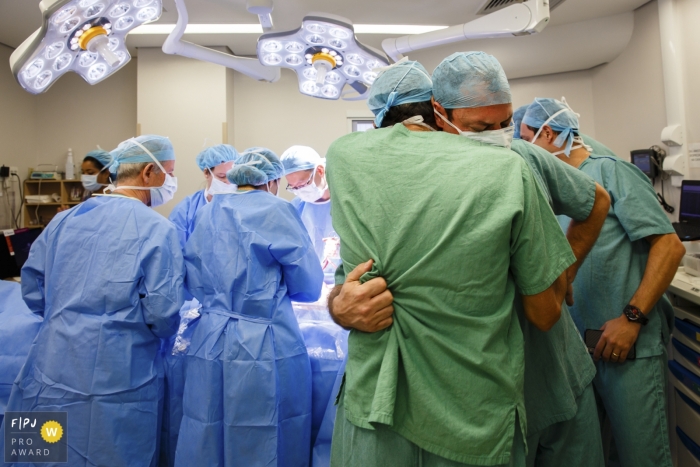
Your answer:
[281,146,338,263]
[0,135,184,467]
[0,281,42,429]
[169,144,238,250]
[175,149,323,467]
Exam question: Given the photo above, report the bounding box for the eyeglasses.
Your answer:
[286,168,316,192]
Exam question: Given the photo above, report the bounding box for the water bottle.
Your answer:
[65,148,75,180]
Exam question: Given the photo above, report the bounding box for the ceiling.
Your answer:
[0,0,651,58]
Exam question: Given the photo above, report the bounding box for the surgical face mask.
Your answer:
[81,163,112,192]
[108,139,178,207]
[206,174,237,200]
[81,174,103,192]
[435,111,514,149]
[288,167,328,203]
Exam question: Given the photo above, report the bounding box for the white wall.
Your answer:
[137,48,228,217]
[0,44,136,227]
[0,44,36,228]
[591,0,668,160]
[678,0,700,146]
[231,69,372,157]
[510,69,596,136]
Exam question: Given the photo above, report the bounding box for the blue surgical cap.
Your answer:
[242,147,284,180]
[196,144,238,171]
[523,98,580,156]
[227,152,278,186]
[109,135,175,173]
[84,149,113,169]
[280,146,323,175]
[367,60,433,128]
[432,52,511,109]
[512,105,529,139]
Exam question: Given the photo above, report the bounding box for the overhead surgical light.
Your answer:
[9,0,162,94]
[257,14,389,100]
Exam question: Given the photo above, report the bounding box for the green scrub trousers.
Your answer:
[525,383,603,467]
[594,353,672,467]
[331,389,526,467]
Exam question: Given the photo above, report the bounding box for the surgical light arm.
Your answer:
[382,0,550,62]
[161,0,280,82]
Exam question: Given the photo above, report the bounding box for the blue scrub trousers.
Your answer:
[593,353,672,467]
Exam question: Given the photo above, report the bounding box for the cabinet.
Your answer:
[22,180,84,228]
[668,269,700,467]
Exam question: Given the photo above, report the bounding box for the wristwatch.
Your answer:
[623,304,649,325]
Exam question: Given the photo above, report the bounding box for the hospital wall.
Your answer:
[2,0,700,222]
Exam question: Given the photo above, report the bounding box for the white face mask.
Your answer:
[108,139,178,208]
[82,157,114,192]
[289,167,328,203]
[206,174,237,200]
[81,174,103,192]
[435,111,514,149]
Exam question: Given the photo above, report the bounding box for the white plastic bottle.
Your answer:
[65,148,74,180]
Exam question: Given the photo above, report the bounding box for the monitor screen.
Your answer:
[633,154,651,175]
[680,184,700,219]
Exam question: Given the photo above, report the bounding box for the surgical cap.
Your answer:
[196,144,238,171]
[523,98,580,155]
[512,105,529,139]
[109,135,175,173]
[432,51,511,109]
[227,152,277,186]
[280,146,324,175]
[84,149,113,169]
[367,60,433,128]
[242,147,284,180]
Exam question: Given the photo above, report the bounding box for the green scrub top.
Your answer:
[326,124,575,465]
[510,140,598,432]
[560,155,675,358]
[581,134,618,158]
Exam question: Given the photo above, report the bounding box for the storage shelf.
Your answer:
[23,179,85,228]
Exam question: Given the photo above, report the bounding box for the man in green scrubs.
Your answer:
[431,64,613,466]
[513,103,619,157]
[520,97,686,467]
[326,55,574,467]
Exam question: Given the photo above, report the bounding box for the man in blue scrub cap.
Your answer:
[0,134,185,467]
[432,54,614,467]
[281,145,338,265]
[513,100,618,157]
[169,144,238,250]
[522,98,685,467]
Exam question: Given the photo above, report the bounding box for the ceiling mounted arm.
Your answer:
[162,0,280,82]
[382,0,550,62]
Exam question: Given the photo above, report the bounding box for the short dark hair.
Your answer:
[83,156,105,171]
[527,124,568,138]
[380,101,437,129]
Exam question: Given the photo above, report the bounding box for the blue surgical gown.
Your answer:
[292,198,337,263]
[0,196,184,467]
[175,190,323,467]
[169,189,207,250]
[0,281,42,428]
